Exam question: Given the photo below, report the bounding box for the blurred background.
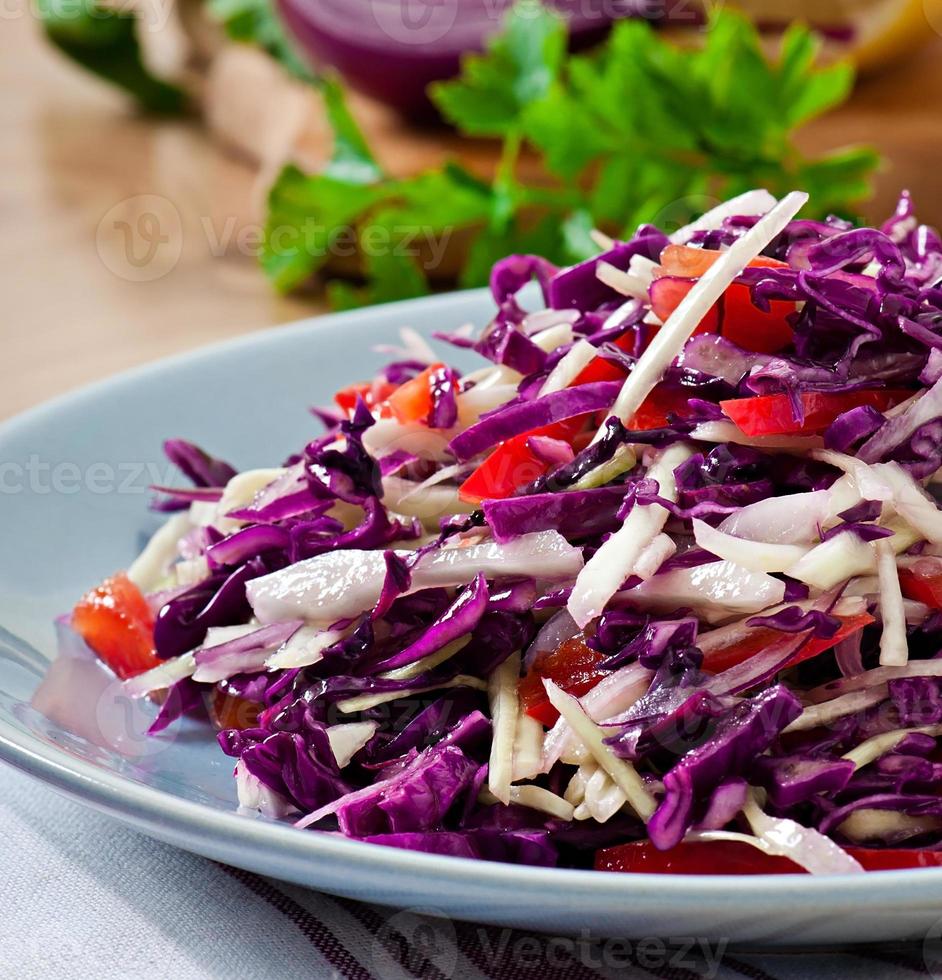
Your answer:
[3,0,942,419]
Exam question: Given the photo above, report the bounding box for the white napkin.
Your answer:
[0,763,925,980]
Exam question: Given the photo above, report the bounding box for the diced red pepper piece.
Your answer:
[386,363,446,425]
[518,636,607,727]
[700,612,874,675]
[334,379,399,416]
[594,839,942,874]
[721,283,796,353]
[72,573,160,680]
[572,332,637,386]
[458,416,586,504]
[628,384,692,430]
[899,558,942,610]
[720,389,911,438]
[595,840,805,874]
[653,246,794,354]
[657,244,787,279]
[648,278,721,335]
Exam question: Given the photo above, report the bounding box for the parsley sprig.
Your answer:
[262,6,878,305]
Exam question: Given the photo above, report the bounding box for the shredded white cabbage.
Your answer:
[544,680,657,821]
[127,511,192,592]
[568,443,693,628]
[692,519,810,573]
[538,339,598,396]
[123,651,196,699]
[487,651,521,805]
[670,189,778,244]
[842,724,942,770]
[335,675,486,714]
[326,721,378,768]
[249,530,583,625]
[601,191,808,435]
[875,540,909,667]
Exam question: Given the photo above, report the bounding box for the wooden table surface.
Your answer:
[3,13,942,421]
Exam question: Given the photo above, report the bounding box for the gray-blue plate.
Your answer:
[2,289,942,946]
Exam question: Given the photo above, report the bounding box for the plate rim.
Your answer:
[4,290,942,910]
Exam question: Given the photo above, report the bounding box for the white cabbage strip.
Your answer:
[266,626,345,670]
[382,476,477,522]
[710,797,865,875]
[596,260,652,300]
[568,443,693,628]
[487,651,520,805]
[544,680,657,821]
[512,713,544,782]
[127,511,192,592]
[479,785,574,820]
[211,468,288,532]
[123,651,196,699]
[784,687,888,734]
[690,421,823,451]
[235,760,294,818]
[335,675,486,714]
[841,725,942,771]
[620,560,786,624]
[785,522,920,591]
[542,661,653,771]
[326,721,378,768]
[670,189,778,244]
[692,519,810,573]
[601,191,808,434]
[875,540,908,668]
[363,418,455,461]
[839,809,942,844]
[249,530,583,625]
[717,490,832,545]
[808,660,942,703]
[539,339,598,396]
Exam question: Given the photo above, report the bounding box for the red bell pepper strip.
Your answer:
[594,839,942,874]
[899,558,942,609]
[571,332,637,386]
[648,278,721,335]
[700,612,874,676]
[657,245,788,279]
[385,363,447,425]
[652,246,794,354]
[72,573,161,680]
[720,389,911,438]
[721,283,796,353]
[518,636,607,727]
[334,379,399,416]
[458,415,586,504]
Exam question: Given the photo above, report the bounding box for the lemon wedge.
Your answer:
[726,0,942,71]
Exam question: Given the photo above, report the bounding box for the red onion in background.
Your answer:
[274,0,657,117]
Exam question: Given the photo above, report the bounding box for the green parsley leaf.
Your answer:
[262,166,386,292]
[326,250,428,310]
[206,0,315,83]
[260,3,879,307]
[38,0,185,113]
[430,3,566,136]
[320,78,384,184]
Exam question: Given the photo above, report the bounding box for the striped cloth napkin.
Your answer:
[0,763,932,980]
